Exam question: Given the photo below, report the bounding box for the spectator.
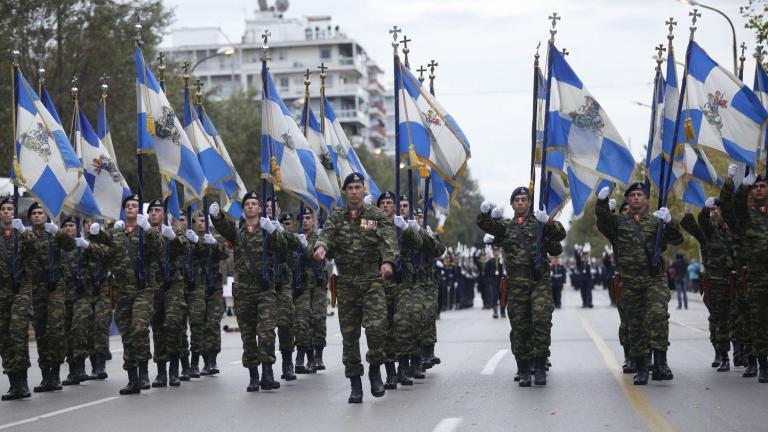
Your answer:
[673,254,688,310]
[687,259,700,294]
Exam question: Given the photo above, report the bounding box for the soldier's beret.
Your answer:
[624,182,648,197]
[0,196,11,208]
[60,215,76,226]
[397,194,409,203]
[376,191,395,206]
[510,187,530,203]
[147,199,164,211]
[342,172,365,189]
[297,207,314,220]
[241,191,260,206]
[751,175,767,186]
[122,194,141,209]
[413,208,423,216]
[27,201,41,219]
[278,212,293,223]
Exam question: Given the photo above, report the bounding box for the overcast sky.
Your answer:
[163,0,755,220]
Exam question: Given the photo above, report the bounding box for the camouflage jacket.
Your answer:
[60,240,107,298]
[719,178,747,267]
[395,225,423,283]
[477,212,565,279]
[149,226,189,287]
[211,216,286,290]
[274,231,301,289]
[20,224,76,284]
[732,183,768,273]
[681,210,735,278]
[595,198,683,277]
[90,225,163,291]
[415,229,447,284]
[0,227,23,293]
[190,233,229,291]
[315,204,399,276]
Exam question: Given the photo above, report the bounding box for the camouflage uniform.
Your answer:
[275,232,300,352]
[315,204,399,377]
[385,227,421,360]
[89,250,112,359]
[193,235,228,357]
[310,258,329,349]
[150,227,189,364]
[596,212,631,361]
[0,227,31,375]
[416,230,446,354]
[289,234,311,352]
[180,237,203,362]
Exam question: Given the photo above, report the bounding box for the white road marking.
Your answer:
[332,332,342,338]
[670,319,706,334]
[229,360,242,365]
[432,417,462,432]
[480,349,509,375]
[110,348,123,354]
[0,397,118,431]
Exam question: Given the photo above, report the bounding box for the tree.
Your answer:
[742,0,768,44]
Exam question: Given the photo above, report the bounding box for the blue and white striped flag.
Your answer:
[135,46,207,199]
[300,102,343,209]
[536,65,570,217]
[183,87,231,193]
[321,96,381,198]
[754,59,768,167]
[97,95,132,220]
[199,107,245,220]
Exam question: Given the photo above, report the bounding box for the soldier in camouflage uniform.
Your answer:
[0,197,31,400]
[313,173,399,403]
[146,199,190,388]
[415,208,447,373]
[177,213,202,380]
[680,197,735,372]
[22,202,75,393]
[83,218,111,381]
[210,191,285,392]
[90,195,163,394]
[191,213,229,377]
[297,207,328,372]
[730,169,768,383]
[595,182,683,385]
[477,187,565,387]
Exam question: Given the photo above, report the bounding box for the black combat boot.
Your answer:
[384,362,398,390]
[246,367,260,392]
[622,346,636,373]
[49,365,62,390]
[633,356,649,385]
[305,347,317,373]
[33,368,51,393]
[348,376,363,403]
[492,305,499,319]
[733,343,744,367]
[62,362,81,386]
[260,363,280,390]
[717,350,730,372]
[168,356,181,387]
[119,368,141,395]
[711,349,721,368]
[17,370,30,399]
[500,307,506,318]
[280,350,296,381]
[152,362,167,388]
[179,354,191,381]
[758,356,768,383]
[295,347,307,374]
[410,355,425,379]
[95,355,108,380]
[2,372,19,401]
[651,350,674,381]
[533,357,547,386]
[397,356,413,386]
[75,358,89,383]
[88,354,99,380]
[139,361,151,389]
[208,352,220,375]
[189,352,201,378]
[516,359,531,387]
[429,346,441,366]
[743,355,758,378]
[368,364,385,397]
[199,352,211,376]
[422,346,434,370]
[314,346,325,370]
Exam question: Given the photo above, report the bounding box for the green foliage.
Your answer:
[742,0,768,44]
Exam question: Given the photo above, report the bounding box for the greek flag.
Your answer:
[135,46,207,199]
[681,41,768,168]
[300,103,343,209]
[426,171,453,215]
[321,96,381,198]
[98,95,132,220]
[199,107,245,220]
[536,65,570,217]
[183,87,231,192]
[754,60,768,167]
[162,177,181,220]
[13,69,80,218]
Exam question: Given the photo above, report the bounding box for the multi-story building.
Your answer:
[163,3,388,152]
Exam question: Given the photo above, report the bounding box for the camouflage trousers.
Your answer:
[234,284,276,367]
[30,280,66,368]
[180,284,205,357]
[731,289,752,350]
[152,281,187,362]
[115,286,153,370]
[748,277,768,356]
[293,284,312,350]
[617,297,629,349]
[421,280,439,347]
[64,293,93,362]
[0,288,32,373]
[310,281,327,347]
[336,273,387,377]
[90,285,112,357]
[506,278,554,360]
[202,288,224,354]
[706,276,731,352]
[384,279,418,360]
[276,283,295,352]
[623,275,670,358]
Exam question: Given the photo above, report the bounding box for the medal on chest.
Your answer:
[247,225,255,234]
[127,226,135,234]
[4,229,11,238]
[516,217,525,225]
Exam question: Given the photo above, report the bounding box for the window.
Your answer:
[320,47,332,60]
[280,77,289,88]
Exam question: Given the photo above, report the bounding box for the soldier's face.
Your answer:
[0,203,13,224]
[378,199,394,216]
[178,216,188,231]
[512,195,529,214]
[124,201,139,220]
[750,181,768,203]
[148,207,165,226]
[711,205,722,221]
[302,213,315,231]
[83,219,92,233]
[63,221,77,237]
[194,216,206,233]
[416,214,423,226]
[282,219,295,231]
[30,208,46,225]
[344,182,365,207]
[627,191,648,212]
[265,201,280,219]
[243,199,260,219]
[399,200,410,219]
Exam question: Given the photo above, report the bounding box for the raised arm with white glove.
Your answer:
[161,224,176,239]
[393,215,408,230]
[533,209,549,224]
[653,207,672,224]
[260,217,276,234]
[11,218,25,233]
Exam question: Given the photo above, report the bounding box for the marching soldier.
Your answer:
[300,207,328,372]
[595,183,683,385]
[178,213,203,380]
[210,192,285,392]
[0,197,31,400]
[477,187,565,387]
[313,173,399,403]
[83,218,111,381]
[484,247,505,318]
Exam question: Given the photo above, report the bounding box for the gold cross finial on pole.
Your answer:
[689,8,701,40]
[11,49,20,67]
[157,52,166,82]
[417,65,427,83]
[134,12,143,47]
[71,74,80,99]
[303,68,312,91]
[561,48,569,57]
[100,74,110,98]
[400,35,412,68]
[261,29,271,61]
[318,62,328,79]
[182,60,190,86]
[37,58,46,86]
[655,44,666,72]
[548,12,561,43]
[740,42,748,63]
[428,60,438,95]
[389,26,401,55]
[194,78,203,105]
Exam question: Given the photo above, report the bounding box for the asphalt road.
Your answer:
[0,286,764,432]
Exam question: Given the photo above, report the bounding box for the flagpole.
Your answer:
[656,18,677,210]
[317,62,331,227]
[390,26,402,227]
[10,48,21,293]
[36,63,57,289]
[529,45,541,205]
[260,30,273,284]
[70,76,85,291]
[739,42,747,80]
[134,13,147,291]
[294,69,315,291]
[156,51,172,226]
[758,46,768,177]
[400,34,415,217]
[644,44,665,190]
[422,60,438,229]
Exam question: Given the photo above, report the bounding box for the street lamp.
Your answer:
[678,0,738,74]
[190,46,236,73]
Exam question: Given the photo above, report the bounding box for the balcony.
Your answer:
[335,109,368,126]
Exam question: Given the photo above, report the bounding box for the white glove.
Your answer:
[743,173,757,187]
[727,163,738,179]
[89,222,101,236]
[203,233,216,245]
[426,226,434,236]
[363,194,372,205]
[11,218,25,233]
[407,219,420,231]
[483,233,495,244]
[480,201,491,213]
[185,229,199,243]
[597,186,611,200]
[298,233,308,248]
[491,207,503,219]
[136,214,150,231]
[260,217,276,234]
[113,220,125,231]
[272,220,285,233]
[209,202,220,218]
[685,205,693,215]
[533,209,549,224]
[393,215,408,230]
[44,222,58,234]
[75,237,90,249]
[653,207,672,224]
[705,197,716,209]
[316,228,322,236]
[608,199,616,211]
[161,224,176,239]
